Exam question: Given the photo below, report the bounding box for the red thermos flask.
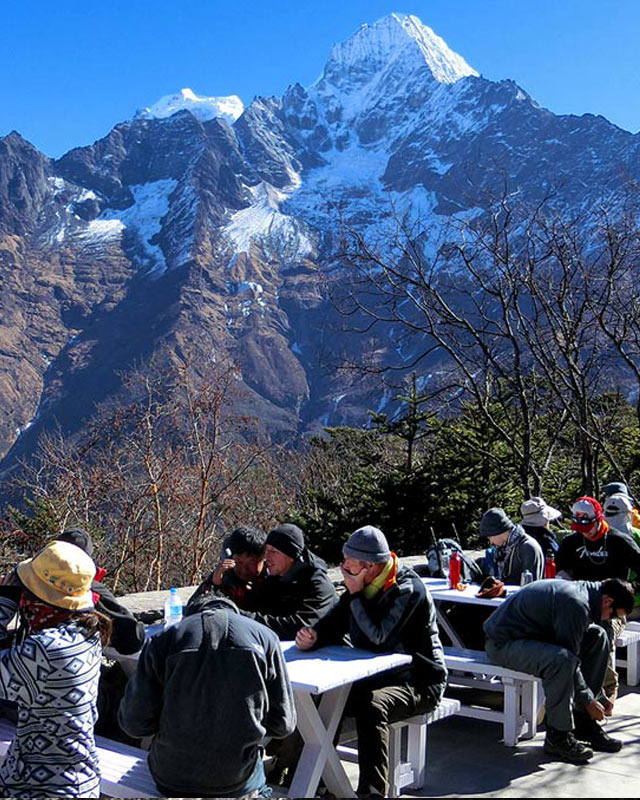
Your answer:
[544,555,556,579]
[449,551,462,588]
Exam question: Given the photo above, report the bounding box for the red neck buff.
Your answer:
[19,592,71,633]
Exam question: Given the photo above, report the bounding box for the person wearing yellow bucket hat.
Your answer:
[0,540,111,798]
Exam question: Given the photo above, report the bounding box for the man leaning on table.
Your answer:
[484,577,634,763]
[296,525,447,799]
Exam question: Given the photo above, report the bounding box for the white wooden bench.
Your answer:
[443,646,542,747]
[337,696,461,797]
[615,621,640,686]
[0,718,162,798]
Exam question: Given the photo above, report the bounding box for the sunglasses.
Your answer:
[572,515,596,525]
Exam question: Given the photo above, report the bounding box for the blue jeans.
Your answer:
[227,754,272,799]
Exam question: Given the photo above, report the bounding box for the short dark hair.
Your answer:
[224,526,266,557]
[601,578,635,615]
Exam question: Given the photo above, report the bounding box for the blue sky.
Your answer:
[2,0,639,157]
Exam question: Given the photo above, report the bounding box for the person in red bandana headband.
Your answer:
[556,496,640,712]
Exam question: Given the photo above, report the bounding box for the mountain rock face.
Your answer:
[1,12,639,471]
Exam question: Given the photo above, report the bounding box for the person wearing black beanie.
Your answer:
[240,523,336,640]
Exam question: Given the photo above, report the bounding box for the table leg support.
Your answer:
[288,687,356,799]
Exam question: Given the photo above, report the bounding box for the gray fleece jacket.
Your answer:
[495,526,544,584]
[484,579,603,706]
[118,597,296,797]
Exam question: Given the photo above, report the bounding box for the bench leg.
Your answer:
[627,643,640,686]
[406,722,427,789]
[388,721,427,796]
[519,680,539,740]
[502,678,521,747]
[388,724,402,798]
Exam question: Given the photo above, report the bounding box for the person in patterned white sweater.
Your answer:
[0,540,111,798]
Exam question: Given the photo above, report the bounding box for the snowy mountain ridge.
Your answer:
[1,12,639,472]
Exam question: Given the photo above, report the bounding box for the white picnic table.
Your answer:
[422,577,521,647]
[280,641,411,798]
[107,633,411,798]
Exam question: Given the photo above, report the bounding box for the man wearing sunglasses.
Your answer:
[556,496,640,711]
[295,525,447,798]
[556,496,640,583]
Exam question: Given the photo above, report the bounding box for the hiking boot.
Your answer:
[544,727,594,763]
[574,716,623,753]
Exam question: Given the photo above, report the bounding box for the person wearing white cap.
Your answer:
[520,496,563,557]
[0,540,111,798]
[603,493,640,623]
[603,493,640,541]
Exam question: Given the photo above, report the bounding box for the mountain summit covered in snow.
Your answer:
[136,87,245,124]
[0,13,638,471]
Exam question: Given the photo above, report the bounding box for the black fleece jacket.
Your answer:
[118,597,296,797]
[92,582,144,655]
[312,564,447,687]
[241,551,337,639]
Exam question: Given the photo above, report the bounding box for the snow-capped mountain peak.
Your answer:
[315,13,478,91]
[136,88,244,124]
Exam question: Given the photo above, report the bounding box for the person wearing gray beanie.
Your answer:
[295,523,447,796]
[342,525,391,564]
[480,508,544,585]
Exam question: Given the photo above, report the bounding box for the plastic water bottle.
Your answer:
[520,569,533,586]
[163,588,183,628]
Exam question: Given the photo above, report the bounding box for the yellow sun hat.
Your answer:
[17,540,95,611]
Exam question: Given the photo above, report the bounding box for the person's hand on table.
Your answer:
[295,627,317,650]
[211,559,235,587]
[585,698,606,721]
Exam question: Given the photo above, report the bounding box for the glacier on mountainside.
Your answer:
[82,179,178,274]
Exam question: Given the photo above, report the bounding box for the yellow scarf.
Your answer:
[363,553,398,599]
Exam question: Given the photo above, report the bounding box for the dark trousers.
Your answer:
[345,673,444,797]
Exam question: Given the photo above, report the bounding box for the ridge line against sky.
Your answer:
[2,0,639,158]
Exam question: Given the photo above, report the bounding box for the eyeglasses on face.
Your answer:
[572,515,596,525]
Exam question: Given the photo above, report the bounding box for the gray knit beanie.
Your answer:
[342,526,391,564]
[479,508,515,537]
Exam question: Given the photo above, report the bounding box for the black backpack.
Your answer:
[425,537,483,584]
